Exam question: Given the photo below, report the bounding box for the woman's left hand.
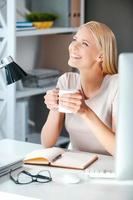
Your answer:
[59,90,88,115]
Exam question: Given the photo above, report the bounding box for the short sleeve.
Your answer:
[56,73,69,89]
[56,72,80,90]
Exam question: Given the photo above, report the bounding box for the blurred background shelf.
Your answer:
[16,85,54,99]
[26,133,70,148]
[16,27,78,37]
[0,0,85,143]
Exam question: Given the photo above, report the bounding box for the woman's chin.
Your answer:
[68,60,78,68]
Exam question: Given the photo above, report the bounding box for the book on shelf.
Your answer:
[27,68,61,78]
[69,0,81,27]
[16,21,33,27]
[16,27,36,31]
[24,147,98,170]
[16,21,36,31]
[22,68,61,88]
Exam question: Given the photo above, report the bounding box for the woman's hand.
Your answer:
[59,90,88,115]
[44,88,59,110]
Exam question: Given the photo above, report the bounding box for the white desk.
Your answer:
[0,139,133,200]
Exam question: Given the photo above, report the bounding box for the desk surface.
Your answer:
[0,139,133,200]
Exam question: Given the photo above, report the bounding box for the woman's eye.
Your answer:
[82,42,89,46]
[72,38,76,42]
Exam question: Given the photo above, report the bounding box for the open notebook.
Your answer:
[24,147,98,170]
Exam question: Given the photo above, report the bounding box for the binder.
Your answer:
[70,0,81,27]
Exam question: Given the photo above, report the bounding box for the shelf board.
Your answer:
[16,27,78,37]
[0,28,6,37]
[0,91,5,99]
[16,85,55,99]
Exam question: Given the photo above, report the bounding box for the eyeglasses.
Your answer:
[10,169,52,184]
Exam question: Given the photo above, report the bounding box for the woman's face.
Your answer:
[68,27,101,70]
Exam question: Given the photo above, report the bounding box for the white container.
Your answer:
[58,89,78,113]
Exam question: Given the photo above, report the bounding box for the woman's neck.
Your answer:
[80,69,105,99]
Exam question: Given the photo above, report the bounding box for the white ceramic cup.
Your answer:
[58,89,78,113]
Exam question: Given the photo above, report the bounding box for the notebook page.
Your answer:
[51,151,98,169]
[24,147,65,163]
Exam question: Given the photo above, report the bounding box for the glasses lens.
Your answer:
[37,170,52,183]
[18,171,32,184]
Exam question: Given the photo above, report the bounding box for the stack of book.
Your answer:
[16,21,36,31]
[22,68,61,88]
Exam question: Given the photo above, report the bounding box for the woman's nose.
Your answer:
[70,41,80,50]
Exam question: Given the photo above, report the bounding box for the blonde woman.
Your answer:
[41,21,118,156]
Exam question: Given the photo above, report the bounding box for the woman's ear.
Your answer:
[96,54,103,72]
[96,54,103,63]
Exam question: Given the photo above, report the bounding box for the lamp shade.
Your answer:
[0,56,27,85]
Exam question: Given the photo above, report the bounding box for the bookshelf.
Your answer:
[0,0,85,141]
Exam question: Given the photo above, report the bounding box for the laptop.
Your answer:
[0,153,23,176]
[0,138,43,176]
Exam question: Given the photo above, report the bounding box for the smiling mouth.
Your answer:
[70,54,81,59]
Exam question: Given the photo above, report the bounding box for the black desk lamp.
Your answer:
[0,56,27,85]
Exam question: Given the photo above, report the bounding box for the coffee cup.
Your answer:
[58,89,78,113]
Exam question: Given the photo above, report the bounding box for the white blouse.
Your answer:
[57,72,118,155]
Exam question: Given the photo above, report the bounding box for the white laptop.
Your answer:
[0,153,23,176]
[0,138,43,176]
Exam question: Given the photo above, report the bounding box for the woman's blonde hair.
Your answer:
[81,21,118,74]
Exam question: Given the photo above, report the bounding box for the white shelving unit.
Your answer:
[0,0,84,141]
[16,27,78,37]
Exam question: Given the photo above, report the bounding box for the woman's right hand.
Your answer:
[44,88,59,110]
